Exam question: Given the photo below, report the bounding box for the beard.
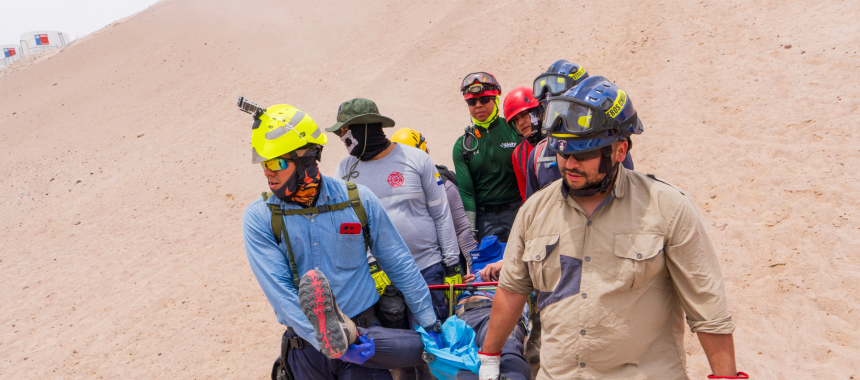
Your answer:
[559,166,605,190]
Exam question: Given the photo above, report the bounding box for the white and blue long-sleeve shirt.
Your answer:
[242,176,437,349]
[335,143,459,270]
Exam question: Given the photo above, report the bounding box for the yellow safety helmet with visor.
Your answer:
[238,96,328,165]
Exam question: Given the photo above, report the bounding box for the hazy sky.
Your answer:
[0,0,161,45]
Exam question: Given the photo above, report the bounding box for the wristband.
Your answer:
[707,372,749,379]
[477,350,501,356]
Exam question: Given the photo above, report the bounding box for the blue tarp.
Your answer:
[416,315,481,380]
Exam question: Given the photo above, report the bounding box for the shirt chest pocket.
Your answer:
[613,233,666,290]
[335,234,367,270]
[521,235,560,292]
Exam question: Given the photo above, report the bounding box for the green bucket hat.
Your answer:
[326,98,396,133]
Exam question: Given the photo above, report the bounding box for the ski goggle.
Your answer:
[261,157,293,171]
[465,96,495,106]
[533,74,579,100]
[461,72,499,91]
[543,96,635,136]
[463,84,500,96]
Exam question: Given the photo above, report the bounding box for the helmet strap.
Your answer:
[565,146,617,197]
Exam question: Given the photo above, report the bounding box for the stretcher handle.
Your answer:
[427,281,498,290]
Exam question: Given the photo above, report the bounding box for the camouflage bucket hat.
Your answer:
[326,98,396,132]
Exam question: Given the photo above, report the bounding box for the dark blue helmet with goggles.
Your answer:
[544,76,641,154]
[533,59,589,101]
[544,76,643,196]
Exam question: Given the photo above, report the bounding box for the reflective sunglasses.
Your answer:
[261,158,293,171]
[556,148,604,162]
[465,96,495,107]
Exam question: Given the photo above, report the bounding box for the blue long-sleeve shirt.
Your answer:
[242,176,437,350]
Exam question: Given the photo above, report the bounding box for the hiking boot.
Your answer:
[298,268,357,359]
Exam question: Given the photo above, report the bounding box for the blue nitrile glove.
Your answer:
[340,334,375,365]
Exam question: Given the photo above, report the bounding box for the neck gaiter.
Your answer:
[472,96,500,129]
[273,153,322,207]
[341,123,391,161]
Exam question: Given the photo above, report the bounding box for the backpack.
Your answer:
[435,164,458,186]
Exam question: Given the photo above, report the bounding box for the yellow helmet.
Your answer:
[250,104,327,164]
[390,127,426,153]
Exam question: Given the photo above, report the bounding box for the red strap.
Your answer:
[708,372,749,379]
[477,350,501,356]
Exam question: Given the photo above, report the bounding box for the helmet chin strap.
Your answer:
[565,146,617,197]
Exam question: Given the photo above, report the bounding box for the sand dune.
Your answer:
[1,0,859,378]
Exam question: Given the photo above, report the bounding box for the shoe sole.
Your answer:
[299,269,349,359]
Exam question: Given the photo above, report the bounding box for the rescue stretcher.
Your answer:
[427,281,498,317]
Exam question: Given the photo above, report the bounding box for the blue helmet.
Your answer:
[532,59,590,100]
[544,76,642,196]
[544,76,642,155]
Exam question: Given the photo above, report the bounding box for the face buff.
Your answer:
[273,151,321,207]
[342,123,391,161]
[472,96,500,129]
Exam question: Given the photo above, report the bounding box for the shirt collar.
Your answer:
[614,165,628,199]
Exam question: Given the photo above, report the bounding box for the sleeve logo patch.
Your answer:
[435,173,443,186]
[501,142,517,148]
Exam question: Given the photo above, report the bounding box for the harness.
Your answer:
[461,124,526,166]
[461,126,478,165]
[261,181,370,288]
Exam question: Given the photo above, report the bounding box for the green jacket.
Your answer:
[452,117,522,214]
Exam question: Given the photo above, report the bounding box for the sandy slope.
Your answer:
[1,0,859,378]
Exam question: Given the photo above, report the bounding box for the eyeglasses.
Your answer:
[557,149,603,162]
[261,158,293,171]
[466,96,495,107]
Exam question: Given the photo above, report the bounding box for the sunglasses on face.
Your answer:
[557,149,603,162]
[261,158,293,171]
[466,96,494,107]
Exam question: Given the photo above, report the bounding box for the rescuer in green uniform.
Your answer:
[452,72,522,243]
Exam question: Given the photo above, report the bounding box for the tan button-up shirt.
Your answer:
[499,166,735,380]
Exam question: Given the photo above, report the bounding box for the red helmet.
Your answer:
[461,72,501,99]
[503,86,539,123]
